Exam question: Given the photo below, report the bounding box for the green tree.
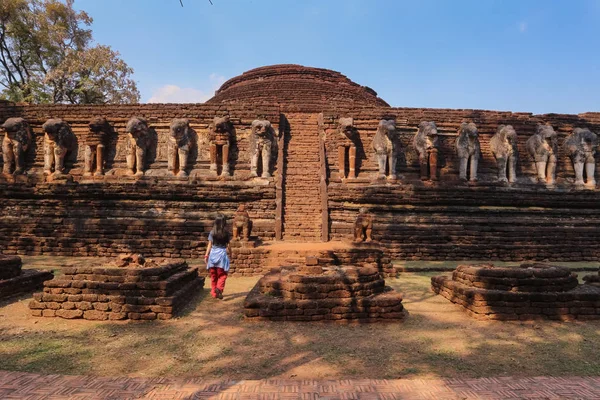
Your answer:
[0,0,139,104]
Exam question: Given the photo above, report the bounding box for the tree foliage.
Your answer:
[0,0,140,104]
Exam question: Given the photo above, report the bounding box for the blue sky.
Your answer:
[75,0,600,114]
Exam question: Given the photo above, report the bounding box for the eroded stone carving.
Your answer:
[250,119,274,178]
[84,117,111,176]
[564,127,598,187]
[168,118,192,177]
[490,125,518,183]
[414,121,439,181]
[42,119,75,176]
[372,119,399,180]
[353,207,373,243]
[337,117,357,179]
[526,124,558,185]
[125,117,151,177]
[1,117,32,175]
[456,122,480,182]
[209,116,233,177]
[233,204,252,241]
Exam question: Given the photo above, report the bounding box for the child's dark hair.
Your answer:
[212,213,229,246]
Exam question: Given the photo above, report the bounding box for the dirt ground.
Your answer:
[0,258,599,380]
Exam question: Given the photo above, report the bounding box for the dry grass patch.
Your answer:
[0,259,598,380]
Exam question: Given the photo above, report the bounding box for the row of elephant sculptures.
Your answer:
[0,116,276,178]
[336,118,598,186]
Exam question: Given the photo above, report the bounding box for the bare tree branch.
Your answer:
[180,0,214,6]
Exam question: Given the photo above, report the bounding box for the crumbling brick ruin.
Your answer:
[243,255,405,322]
[431,263,600,320]
[29,255,204,320]
[0,255,53,300]
[1,64,600,264]
[583,268,600,288]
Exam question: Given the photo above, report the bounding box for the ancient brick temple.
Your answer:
[1,64,600,265]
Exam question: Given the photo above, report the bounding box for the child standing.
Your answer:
[204,213,231,299]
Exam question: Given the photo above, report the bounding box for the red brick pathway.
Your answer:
[1,371,599,399]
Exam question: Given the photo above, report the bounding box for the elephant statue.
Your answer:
[337,117,358,179]
[413,121,439,181]
[372,119,399,180]
[42,118,75,176]
[168,118,193,177]
[490,124,518,183]
[1,117,32,175]
[564,127,598,187]
[526,124,558,185]
[249,119,275,178]
[455,122,480,182]
[84,117,111,176]
[125,117,152,177]
[208,116,234,177]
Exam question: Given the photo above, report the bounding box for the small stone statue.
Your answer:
[1,117,32,175]
[414,121,439,181]
[564,127,598,187]
[490,124,518,183]
[208,116,233,177]
[84,117,111,176]
[125,117,151,177]
[526,124,558,185]
[455,122,480,182]
[250,119,274,178]
[168,118,192,177]
[337,117,357,179]
[233,204,251,241]
[42,118,75,176]
[353,207,373,243]
[372,119,399,180]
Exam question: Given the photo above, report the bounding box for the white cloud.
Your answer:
[147,74,226,103]
[519,22,527,33]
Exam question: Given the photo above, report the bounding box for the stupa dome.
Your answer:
[207,64,389,108]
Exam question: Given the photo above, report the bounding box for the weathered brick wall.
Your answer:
[329,183,600,261]
[0,103,280,257]
[322,107,600,261]
[0,181,276,257]
[3,100,600,261]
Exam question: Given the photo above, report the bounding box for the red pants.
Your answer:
[209,267,228,298]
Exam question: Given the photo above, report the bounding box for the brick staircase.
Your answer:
[282,114,322,241]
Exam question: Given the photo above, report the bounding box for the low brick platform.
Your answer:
[231,242,397,276]
[244,257,405,322]
[431,263,600,320]
[1,371,600,399]
[29,258,204,320]
[0,255,53,301]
